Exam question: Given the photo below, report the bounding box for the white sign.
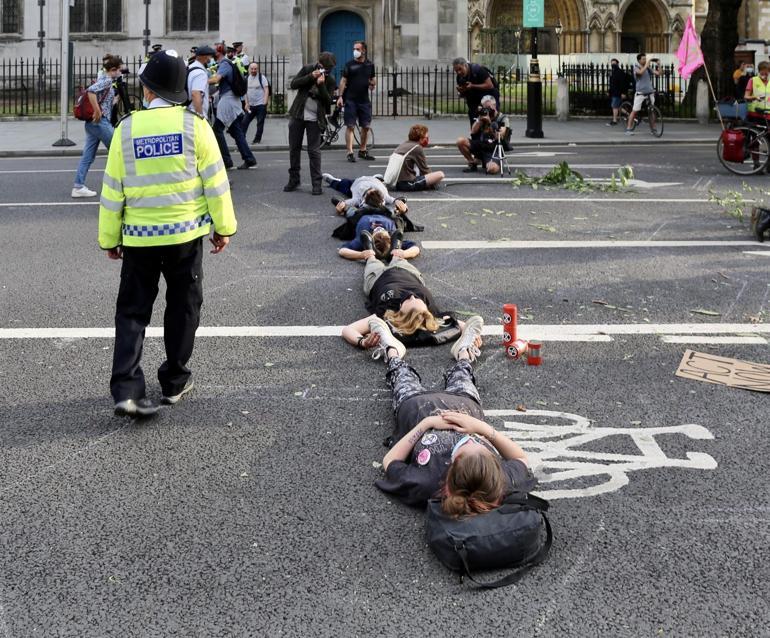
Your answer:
[485,409,717,499]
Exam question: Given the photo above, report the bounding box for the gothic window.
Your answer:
[171,0,219,32]
[70,0,123,33]
[1,0,21,33]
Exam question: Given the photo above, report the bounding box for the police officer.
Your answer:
[98,49,238,417]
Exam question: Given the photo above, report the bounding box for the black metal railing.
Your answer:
[562,63,695,118]
[1,57,696,119]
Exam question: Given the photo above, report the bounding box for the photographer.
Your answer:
[625,53,660,135]
[284,52,337,195]
[455,96,510,174]
[452,57,500,125]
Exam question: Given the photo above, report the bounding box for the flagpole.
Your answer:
[702,63,725,130]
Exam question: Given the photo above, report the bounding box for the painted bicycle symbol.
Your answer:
[484,409,718,499]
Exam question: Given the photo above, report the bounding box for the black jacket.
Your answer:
[288,64,336,121]
[609,65,627,97]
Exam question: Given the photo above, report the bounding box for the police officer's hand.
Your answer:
[209,232,229,254]
[106,247,122,260]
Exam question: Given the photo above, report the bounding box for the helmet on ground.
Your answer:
[139,50,188,105]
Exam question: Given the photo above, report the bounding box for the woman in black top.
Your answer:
[341,255,467,350]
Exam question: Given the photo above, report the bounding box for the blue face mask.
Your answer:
[142,98,150,109]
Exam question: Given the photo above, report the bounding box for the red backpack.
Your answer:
[73,83,109,121]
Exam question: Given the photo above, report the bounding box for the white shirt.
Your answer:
[186,60,210,117]
[148,97,173,109]
[246,73,270,106]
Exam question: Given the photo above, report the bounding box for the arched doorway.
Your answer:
[320,11,365,82]
[486,0,585,54]
[620,0,667,53]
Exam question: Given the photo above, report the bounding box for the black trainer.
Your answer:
[237,160,257,170]
[360,230,375,251]
[390,229,403,252]
[462,164,478,173]
[358,150,376,160]
[283,180,300,192]
[347,153,356,163]
[114,397,160,417]
[312,184,323,195]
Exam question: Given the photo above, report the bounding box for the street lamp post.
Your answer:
[53,0,75,147]
[555,19,563,77]
[514,25,522,81]
[37,0,46,96]
[143,0,151,58]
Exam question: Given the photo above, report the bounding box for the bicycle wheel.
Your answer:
[717,126,770,176]
[619,101,633,123]
[353,125,374,150]
[648,105,664,137]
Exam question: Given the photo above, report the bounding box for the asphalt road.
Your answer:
[1,140,769,637]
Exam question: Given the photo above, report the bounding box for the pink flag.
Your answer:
[677,15,704,79]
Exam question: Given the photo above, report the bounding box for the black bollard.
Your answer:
[525,27,544,138]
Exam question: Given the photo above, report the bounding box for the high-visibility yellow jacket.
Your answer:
[747,75,770,113]
[98,106,237,248]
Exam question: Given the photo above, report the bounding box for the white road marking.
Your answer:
[586,178,683,189]
[0,169,104,174]
[422,240,758,249]
[409,197,716,203]
[1,323,769,340]
[660,335,767,344]
[373,164,620,170]
[0,202,100,207]
[423,152,577,158]
[743,251,770,257]
[487,410,717,499]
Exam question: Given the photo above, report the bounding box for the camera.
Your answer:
[477,106,492,117]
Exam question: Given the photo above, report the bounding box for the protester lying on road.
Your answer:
[323,172,408,216]
[362,316,534,509]
[341,257,466,347]
[338,212,420,261]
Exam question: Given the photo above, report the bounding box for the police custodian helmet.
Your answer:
[139,50,188,105]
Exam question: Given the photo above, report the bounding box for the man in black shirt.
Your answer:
[337,41,376,163]
[453,57,500,125]
[607,58,627,126]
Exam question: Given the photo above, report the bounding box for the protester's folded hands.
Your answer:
[361,332,380,349]
[440,411,488,434]
[420,414,455,430]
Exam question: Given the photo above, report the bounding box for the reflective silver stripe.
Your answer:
[102,173,122,192]
[203,180,229,198]
[100,195,124,212]
[199,159,225,182]
[183,110,196,174]
[125,185,204,208]
[123,169,197,188]
[121,117,135,174]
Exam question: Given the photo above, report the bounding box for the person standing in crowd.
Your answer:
[98,50,237,417]
[233,42,250,68]
[243,62,271,144]
[393,124,444,191]
[210,43,257,169]
[452,57,500,126]
[745,61,770,116]
[187,44,215,120]
[71,54,122,198]
[284,52,337,195]
[336,41,376,163]
[607,58,626,126]
[625,53,660,135]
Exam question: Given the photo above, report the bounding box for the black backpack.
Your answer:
[222,59,247,97]
[425,491,552,588]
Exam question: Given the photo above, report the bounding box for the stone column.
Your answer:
[556,76,569,121]
[418,0,438,61]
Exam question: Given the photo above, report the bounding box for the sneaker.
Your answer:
[71,186,97,198]
[450,315,484,362]
[624,129,635,136]
[311,184,323,196]
[360,229,375,251]
[389,229,403,252]
[606,120,618,126]
[161,379,195,405]
[368,316,406,361]
[331,195,345,206]
[462,164,478,173]
[373,174,384,182]
[322,172,338,186]
[237,160,257,169]
[358,150,376,160]
[283,180,300,192]
[114,397,160,417]
[347,152,356,163]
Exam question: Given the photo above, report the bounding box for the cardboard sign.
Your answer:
[523,0,544,28]
[675,349,770,393]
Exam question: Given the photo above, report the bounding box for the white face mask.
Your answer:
[353,49,362,59]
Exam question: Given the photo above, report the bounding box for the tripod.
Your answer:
[491,131,511,177]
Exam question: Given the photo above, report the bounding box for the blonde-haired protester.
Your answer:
[341,257,472,349]
[357,315,534,511]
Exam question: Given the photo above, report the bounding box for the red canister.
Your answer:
[503,304,517,351]
[527,340,542,366]
[506,339,528,360]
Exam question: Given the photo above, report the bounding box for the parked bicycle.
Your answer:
[716,102,770,175]
[620,94,663,137]
[320,104,375,150]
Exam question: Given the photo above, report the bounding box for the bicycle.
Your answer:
[716,108,770,176]
[619,93,664,137]
[320,104,375,150]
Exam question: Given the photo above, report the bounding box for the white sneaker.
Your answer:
[451,315,484,362]
[161,379,195,405]
[71,186,97,198]
[322,173,337,186]
[367,316,406,361]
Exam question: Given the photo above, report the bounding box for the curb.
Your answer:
[0,138,717,158]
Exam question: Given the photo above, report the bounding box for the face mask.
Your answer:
[142,97,150,109]
[353,50,362,59]
[746,68,754,74]
[419,137,429,147]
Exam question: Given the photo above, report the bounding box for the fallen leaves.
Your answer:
[689,308,721,317]
[529,223,557,233]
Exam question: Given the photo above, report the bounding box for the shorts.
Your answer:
[632,92,654,111]
[344,99,372,128]
[395,176,428,192]
[610,96,622,109]
[469,139,495,166]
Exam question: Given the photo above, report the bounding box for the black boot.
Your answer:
[390,229,403,252]
[755,207,770,243]
[360,230,375,252]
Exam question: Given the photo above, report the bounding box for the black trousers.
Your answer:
[110,238,204,402]
[288,117,322,187]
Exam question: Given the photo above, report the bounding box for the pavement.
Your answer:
[0,115,724,157]
[2,139,770,636]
